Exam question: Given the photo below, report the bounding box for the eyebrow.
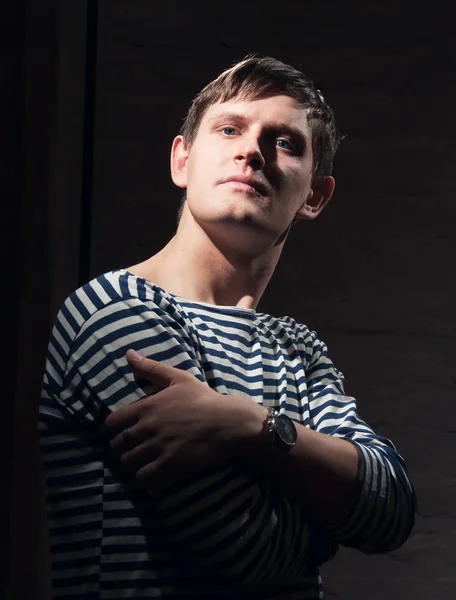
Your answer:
[207,111,309,146]
[208,111,248,123]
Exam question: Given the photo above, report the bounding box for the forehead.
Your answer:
[202,95,312,134]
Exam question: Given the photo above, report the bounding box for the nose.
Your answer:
[233,135,265,170]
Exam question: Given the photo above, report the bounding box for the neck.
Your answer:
[128,211,288,310]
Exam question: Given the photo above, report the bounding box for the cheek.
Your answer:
[281,166,310,192]
[189,152,228,191]
[187,159,208,189]
[188,146,218,177]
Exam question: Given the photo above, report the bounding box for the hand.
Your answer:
[105,349,266,485]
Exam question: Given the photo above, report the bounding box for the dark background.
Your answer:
[3,1,455,599]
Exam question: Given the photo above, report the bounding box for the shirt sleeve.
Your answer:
[41,290,334,588]
[305,331,417,553]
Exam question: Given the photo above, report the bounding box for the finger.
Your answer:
[105,402,140,432]
[135,454,171,485]
[126,349,187,387]
[109,423,143,453]
[119,439,161,471]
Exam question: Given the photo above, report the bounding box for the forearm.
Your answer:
[327,440,417,552]
[149,461,335,587]
[245,402,416,553]
[256,419,363,527]
[144,400,348,584]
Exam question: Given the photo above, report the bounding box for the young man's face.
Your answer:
[171,94,333,247]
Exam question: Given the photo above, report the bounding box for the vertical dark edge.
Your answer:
[79,0,99,286]
[2,1,26,597]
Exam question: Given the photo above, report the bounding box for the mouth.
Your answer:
[221,177,267,196]
[224,181,262,195]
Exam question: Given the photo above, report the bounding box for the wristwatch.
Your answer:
[265,407,297,454]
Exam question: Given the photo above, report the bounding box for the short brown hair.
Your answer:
[176,55,340,224]
[180,54,340,179]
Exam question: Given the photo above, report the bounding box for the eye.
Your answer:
[221,126,237,136]
[276,138,294,152]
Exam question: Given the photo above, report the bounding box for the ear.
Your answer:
[170,135,190,189]
[295,176,335,221]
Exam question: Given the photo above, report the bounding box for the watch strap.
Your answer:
[265,407,280,450]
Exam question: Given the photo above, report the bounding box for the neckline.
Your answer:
[120,269,257,315]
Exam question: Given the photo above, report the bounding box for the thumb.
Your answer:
[126,349,182,387]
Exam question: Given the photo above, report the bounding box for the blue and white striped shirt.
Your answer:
[39,270,416,599]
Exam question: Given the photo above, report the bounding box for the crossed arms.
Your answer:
[41,290,417,587]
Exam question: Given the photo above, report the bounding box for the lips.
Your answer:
[222,176,267,196]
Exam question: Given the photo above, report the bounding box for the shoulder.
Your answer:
[55,270,182,341]
[46,271,201,401]
[48,270,196,381]
[257,311,325,363]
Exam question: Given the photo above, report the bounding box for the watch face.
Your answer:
[275,414,297,447]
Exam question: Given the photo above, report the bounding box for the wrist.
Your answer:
[233,403,298,461]
[217,396,270,458]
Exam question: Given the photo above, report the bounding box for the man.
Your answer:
[39,55,416,599]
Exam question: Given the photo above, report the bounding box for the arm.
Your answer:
[253,416,362,526]
[132,334,416,559]
[50,289,333,587]
[112,344,415,561]
[284,332,417,553]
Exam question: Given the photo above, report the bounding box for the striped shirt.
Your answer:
[39,269,416,599]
